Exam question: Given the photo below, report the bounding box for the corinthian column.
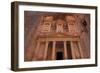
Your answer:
[78,41,84,58]
[64,41,67,59]
[71,41,76,59]
[43,41,49,60]
[52,41,56,60]
[33,41,40,60]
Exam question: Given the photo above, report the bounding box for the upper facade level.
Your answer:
[36,14,89,38]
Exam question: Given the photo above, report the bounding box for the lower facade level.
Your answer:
[33,37,84,61]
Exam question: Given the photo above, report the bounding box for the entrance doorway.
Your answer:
[56,41,64,60]
[56,51,63,60]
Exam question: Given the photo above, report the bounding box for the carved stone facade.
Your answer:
[24,12,90,61]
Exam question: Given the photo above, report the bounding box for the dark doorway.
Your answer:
[56,52,63,60]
